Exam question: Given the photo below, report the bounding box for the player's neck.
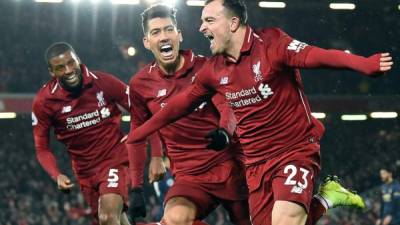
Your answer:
[225,26,247,63]
[159,54,185,76]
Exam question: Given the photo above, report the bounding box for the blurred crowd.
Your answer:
[0,116,92,225]
[0,115,398,224]
[0,0,399,94]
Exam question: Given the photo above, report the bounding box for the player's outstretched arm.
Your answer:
[127,86,206,143]
[203,94,236,151]
[304,47,393,76]
[212,93,237,136]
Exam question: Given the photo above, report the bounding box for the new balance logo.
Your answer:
[291,185,304,194]
[220,77,229,85]
[157,89,167,97]
[61,106,72,113]
[287,40,308,53]
[258,83,274,99]
[107,182,118,188]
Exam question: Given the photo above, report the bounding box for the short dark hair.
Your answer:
[141,4,178,35]
[205,0,248,25]
[45,42,77,68]
[381,166,395,174]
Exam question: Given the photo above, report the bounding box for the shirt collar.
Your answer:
[240,26,254,53]
[225,26,254,64]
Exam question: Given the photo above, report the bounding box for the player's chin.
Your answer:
[69,80,81,87]
[160,55,178,65]
[210,48,218,55]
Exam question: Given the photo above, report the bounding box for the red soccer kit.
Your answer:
[128,50,249,221]
[128,26,383,225]
[180,28,323,224]
[32,65,131,222]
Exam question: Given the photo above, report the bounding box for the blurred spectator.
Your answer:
[0,0,398,94]
[376,167,400,225]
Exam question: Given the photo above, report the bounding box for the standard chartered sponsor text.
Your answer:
[225,86,257,100]
[66,110,102,130]
[225,86,263,108]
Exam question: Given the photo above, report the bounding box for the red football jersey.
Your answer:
[129,50,237,177]
[32,65,130,178]
[129,26,382,169]
[186,27,325,165]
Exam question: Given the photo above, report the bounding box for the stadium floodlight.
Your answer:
[70,0,81,3]
[398,4,400,10]
[186,0,205,6]
[145,0,157,3]
[122,115,131,122]
[161,0,177,7]
[35,0,63,3]
[127,46,137,56]
[0,112,17,119]
[341,114,367,121]
[110,0,139,4]
[329,3,356,10]
[370,112,398,119]
[258,1,286,8]
[311,112,326,119]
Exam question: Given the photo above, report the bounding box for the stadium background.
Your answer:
[0,0,399,224]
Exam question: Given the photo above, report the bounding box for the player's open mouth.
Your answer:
[64,73,78,84]
[160,44,174,58]
[205,34,215,48]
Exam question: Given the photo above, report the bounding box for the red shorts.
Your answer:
[164,159,249,219]
[246,143,321,225]
[78,163,129,222]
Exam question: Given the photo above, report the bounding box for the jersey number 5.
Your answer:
[107,169,119,188]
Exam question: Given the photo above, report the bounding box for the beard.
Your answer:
[59,69,83,94]
[159,54,182,75]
